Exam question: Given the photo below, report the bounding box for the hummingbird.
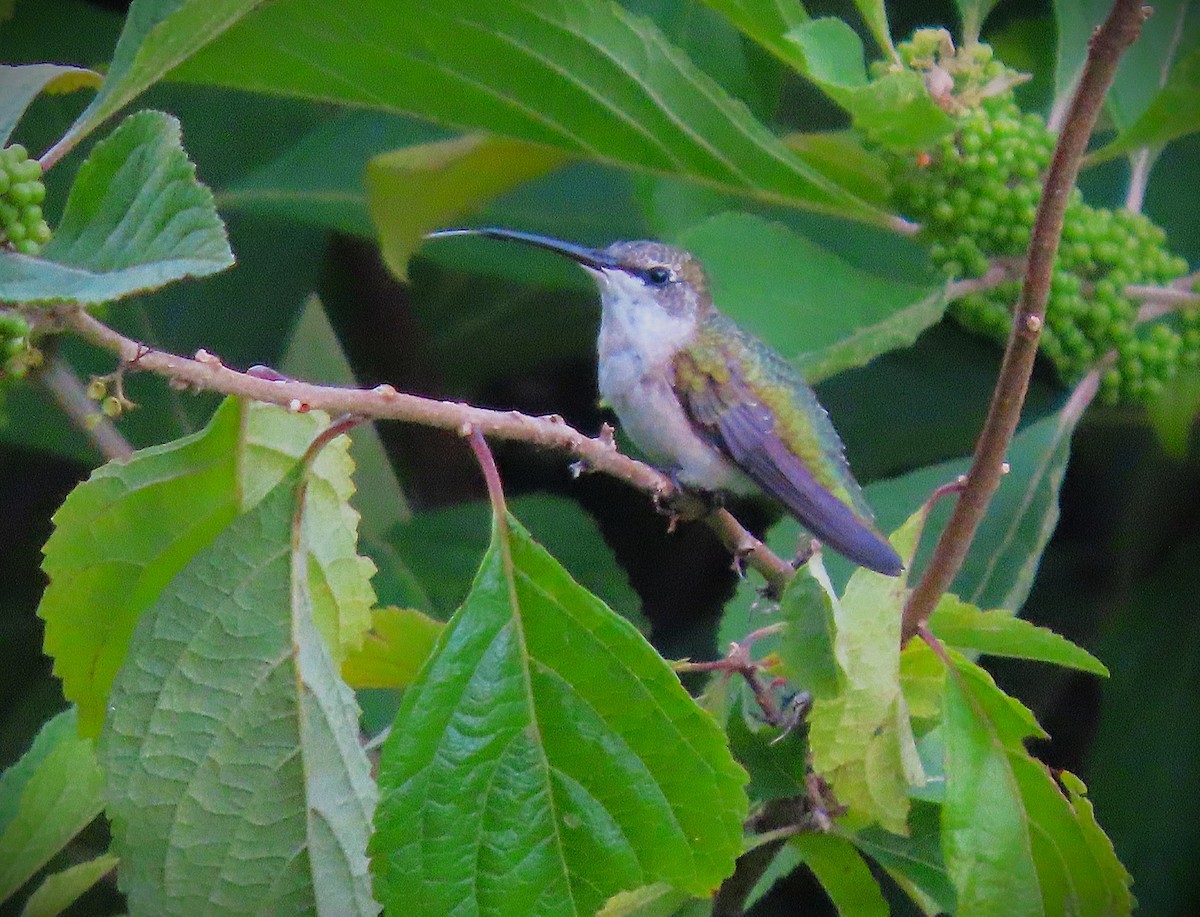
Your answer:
[426,228,903,577]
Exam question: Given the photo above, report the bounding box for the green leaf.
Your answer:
[19,853,118,917]
[216,110,444,238]
[371,511,748,914]
[342,607,445,690]
[40,398,375,736]
[785,19,956,152]
[597,883,695,917]
[0,63,101,146]
[0,110,233,306]
[695,0,811,70]
[783,131,891,210]
[1091,38,1200,161]
[388,493,647,630]
[829,401,1077,611]
[808,535,923,834]
[849,0,896,55]
[942,657,1133,916]
[0,709,104,905]
[851,801,957,915]
[53,0,269,155]
[954,0,1003,43]
[170,0,889,224]
[676,213,946,383]
[100,471,378,916]
[792,833,887,916]
[369,134,568,280]
[1056,0,1200,134]
[930,594,1109,675]
[1148,366,1200,458]
[1087,538,1200,914]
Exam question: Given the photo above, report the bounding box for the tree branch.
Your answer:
[58,306,795,592]
[900,0,1150,644]
[37,353,133,461]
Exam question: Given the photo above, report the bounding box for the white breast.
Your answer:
[592,270,750,493]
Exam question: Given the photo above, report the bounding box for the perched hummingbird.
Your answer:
[426,228,903,577]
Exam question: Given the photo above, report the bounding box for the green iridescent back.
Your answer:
[683,311,877,525]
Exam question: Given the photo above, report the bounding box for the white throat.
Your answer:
[593,269,696,372]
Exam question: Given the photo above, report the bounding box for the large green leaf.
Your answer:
[942,657,1133,916]
[676,212,946,383]
[929,594,1108,675]
[0,110,233,305]
[169,0,888,224]
[368,134,568,280]
[341,607,444,690]
[51,0,269,156]
[695,0,811,69]
[18,854,118,917]
[0,709,104,906]
[100,472,377,916]
[371,511,748,914]
[40,398,375,736]
[0,63,100,147]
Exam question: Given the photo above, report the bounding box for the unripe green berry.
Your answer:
[101,396,123,418]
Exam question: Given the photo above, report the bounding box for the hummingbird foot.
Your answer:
[651,469,715,530]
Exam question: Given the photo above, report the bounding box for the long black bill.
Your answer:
[425,227,619,271]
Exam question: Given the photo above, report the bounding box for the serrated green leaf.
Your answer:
[0,110,232,305]
[40,397,375,736]
[676,213,946,383]
[369,134,567,280]
[930,594,1108,675]
[802,513,925,834]
[0,63,101,146]
[19,853,118,917]
[100,472,378,916]
[342,607,444,690]
[170,0,889,224]
[53,0,269,155]
[785,18,956,152]
[371,511,748,914]
[0,709,104,905]
[792,833,887,916]
[942,656,1133,916]
[900,639,945,720]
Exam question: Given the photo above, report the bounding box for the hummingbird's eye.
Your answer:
[644,266,673,286]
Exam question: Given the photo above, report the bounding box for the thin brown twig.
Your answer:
[37,353,133,461]
[58,306,795,591]
[901,0,1150,644]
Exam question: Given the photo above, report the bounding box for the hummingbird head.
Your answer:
[425,228,714,329]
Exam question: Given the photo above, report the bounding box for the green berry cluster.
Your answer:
[879,37,1195,405]
[0,144,51,256]
[0,309,39,383]
[874,28,1027,113]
